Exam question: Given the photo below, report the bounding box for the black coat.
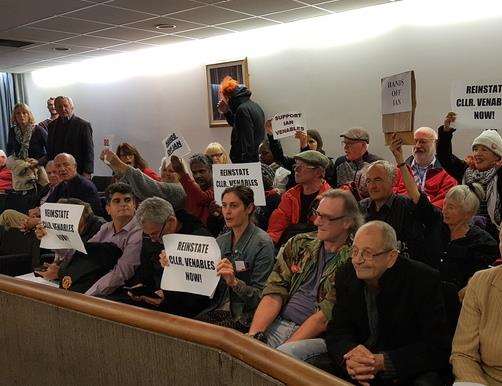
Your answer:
[225,86,265,164]
[46,174,102,215]
[46,115,94,174]
[6,124,47,163]
[326,257,451,383]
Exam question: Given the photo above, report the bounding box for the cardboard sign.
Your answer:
[163,132,191,159]
[271,112,306,139]
[381,70,416,145]
[451,81,502,129]
[382,71,413,115]
[161,234,221,297]
[40,203,86,253]
[213,162,266,206]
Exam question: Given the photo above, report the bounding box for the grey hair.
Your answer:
[136,197,175,225]
[189,153,213,169]
[322,189,364,235]
[445,184,483,215]
[368,160,396,181]
[54,152,77,166]
[55,95,74,108]
[415,126,438,140]
[358,220,398,251]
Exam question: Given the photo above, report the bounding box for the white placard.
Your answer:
[212,162,266,206]
[163,132,191,159]
[160,234,221,297]
[40,203,86,254]
[271,112,306,139]
[381,71,413,114]
[451,80,502,129]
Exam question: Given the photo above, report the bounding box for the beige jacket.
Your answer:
[451,265,502,386]
[6,156,48,191]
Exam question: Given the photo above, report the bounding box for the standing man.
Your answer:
[393,127,457,209]
[38,97,59,132]
[218,76,265,163]
[46,96,94,177]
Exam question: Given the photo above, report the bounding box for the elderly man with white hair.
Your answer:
[393,126,457,209]
[325,220,451,386]
[46,96,94,178]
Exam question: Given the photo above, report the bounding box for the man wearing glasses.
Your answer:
[393,127,457,209]
[326,220,450,386]
[333,127,382,188]
[267,150,332,245]
[249,189,363,362]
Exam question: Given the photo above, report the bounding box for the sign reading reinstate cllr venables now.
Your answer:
[212,162,266,206]
[381,71,413,115]
[271,112,306,139]
[40,203,86,254]
[451,80,502,129]
[163,131,191,159]
[161,234,221,297]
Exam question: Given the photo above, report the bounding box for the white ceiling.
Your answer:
[0,0,397,73]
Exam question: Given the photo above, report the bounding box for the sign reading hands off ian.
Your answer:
[161,234,221,297]
[40,203,86,253]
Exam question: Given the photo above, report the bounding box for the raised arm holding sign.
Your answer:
[270,112,306,140]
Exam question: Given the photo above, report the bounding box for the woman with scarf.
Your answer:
[6,103,48,211]
[437,112,502,239]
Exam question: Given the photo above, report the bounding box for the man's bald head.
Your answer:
[54,153,77,180]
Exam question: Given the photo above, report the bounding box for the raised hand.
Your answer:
[389,133,405,164]
[443,112,457,132]
[170,155,186,175]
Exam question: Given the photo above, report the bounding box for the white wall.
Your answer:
[24,1,502,175]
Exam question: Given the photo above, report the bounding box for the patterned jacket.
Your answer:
[262,231,351,321]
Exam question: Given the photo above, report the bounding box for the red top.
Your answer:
[142,167,161,181]
[179,173,214,225]
[0,167,12,191]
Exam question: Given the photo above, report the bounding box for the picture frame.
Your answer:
[206,58,249,127]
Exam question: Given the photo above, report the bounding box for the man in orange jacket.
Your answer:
[268,150,332,245]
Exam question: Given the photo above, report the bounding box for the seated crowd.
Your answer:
[1,82,501,386]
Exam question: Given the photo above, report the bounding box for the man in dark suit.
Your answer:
[46,96,94,177]
[325,220,451,386]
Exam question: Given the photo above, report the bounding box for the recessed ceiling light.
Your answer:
[155,23,176,30]
[53,47,70,51]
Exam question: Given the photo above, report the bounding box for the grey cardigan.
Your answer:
[121,166,186,210]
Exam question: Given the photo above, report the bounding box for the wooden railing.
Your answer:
[0,274,352,386]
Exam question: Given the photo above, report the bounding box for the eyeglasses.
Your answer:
[145,221,166,242]
[293,163,317,171]
[210,153,223,158]
[414,139,435,145]
[342,140,363,147]
[312,208,346,222]
[350,247,394,263]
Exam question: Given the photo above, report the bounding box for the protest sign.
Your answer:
[161,234,221,297]
[163,132,191,159]
[40,203,86,253]
[381,70,416,145]
[213,162,266,206]
[271,112,306,139]
[451,81,502,129]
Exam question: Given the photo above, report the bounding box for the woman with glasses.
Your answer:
[205,142,230,164]
[390,134,498,293]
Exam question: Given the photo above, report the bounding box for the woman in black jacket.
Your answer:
[437,113,502,239]
[390,134,498,291]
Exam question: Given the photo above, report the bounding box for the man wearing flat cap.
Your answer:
[267,150,332,245]
[334,127,382,188]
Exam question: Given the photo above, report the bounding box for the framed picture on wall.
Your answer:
[206,58,249,127]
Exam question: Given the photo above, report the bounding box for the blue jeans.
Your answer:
[264,317,299,348]
[277,338,327,363]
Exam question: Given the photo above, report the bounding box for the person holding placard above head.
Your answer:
[170,154,223,237]
[264,121,336,189]
[267,150,332,246]
[205,142,230,165]
[116,142,160,181]
[100,148,185,211]
[173,185,274,332]
[451,228,502,386]
[393,127,458,209]
[437,113,502,239]
[389,133,498,293]
[334,127,382,189]
[217,76,265,164]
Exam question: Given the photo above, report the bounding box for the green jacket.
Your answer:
[262,232,351,321]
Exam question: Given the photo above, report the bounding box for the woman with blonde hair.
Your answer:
[205,142,230,164]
